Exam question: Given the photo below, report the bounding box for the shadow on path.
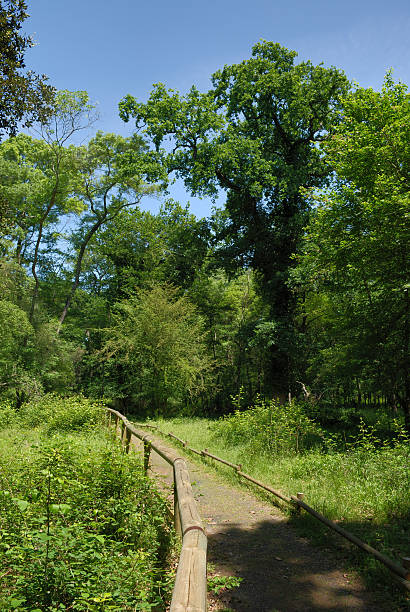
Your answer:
[131,432,390,612]
[206,519,386,611]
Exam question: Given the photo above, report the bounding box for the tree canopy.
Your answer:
[119,41,349,391]
[0,37,408,432]
[293,75,410,426]
[0,0,55,140]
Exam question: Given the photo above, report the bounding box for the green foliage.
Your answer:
[0,266,76,404]
[0,33,407,453]
[0,0,55,139]
[189,269,271,410]
[293,74,410,424]
[0,401,174,610]
[284,421,410,524]
[208,574,243,595]
[0,298,39,400]
[0,399,18,427]
[83,199,210,301]
[56,130,165,330]
[0,91,98,328]
[19,394,103,433]
[101,283,213,414]
[212,392,323,456]
[120,41,349,390]
[0,298,32,362]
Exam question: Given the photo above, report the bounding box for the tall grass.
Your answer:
[151,401,409,595]
[154,413,409,521]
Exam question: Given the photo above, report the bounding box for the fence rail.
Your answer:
[135,421,410,593]
[105,409,207,612]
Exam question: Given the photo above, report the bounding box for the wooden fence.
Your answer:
[138,423,410,593]
[105,408,207,612]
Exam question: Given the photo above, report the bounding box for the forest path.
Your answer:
[131,432,389,612]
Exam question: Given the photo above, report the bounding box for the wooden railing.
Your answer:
[141,424,410,593]
[105,408,207,612]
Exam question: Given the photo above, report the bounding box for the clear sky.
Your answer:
[24,0,410,218]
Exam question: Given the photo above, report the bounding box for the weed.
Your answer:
[211,394,323,456]
[208,574,243,595]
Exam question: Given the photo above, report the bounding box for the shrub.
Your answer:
[0,428,174,610]
[0,399,18,428]
[19,394,103,433]
[212,393,323,457]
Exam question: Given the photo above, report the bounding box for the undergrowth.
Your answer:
[151,397,409,600]
[0,395,175,611]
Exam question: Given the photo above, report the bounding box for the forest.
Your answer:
[1,29,409,430]
[0,2,409,609]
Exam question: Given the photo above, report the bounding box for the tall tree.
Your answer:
[82,199,210,302]
[28,90,97,321]
[0,91,97,321]
[57,131,163,331]
[0,0,54,139]
[294,75,410,426]
[119,41,349,393]
[189,269,269,411]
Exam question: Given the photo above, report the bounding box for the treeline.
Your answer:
[0,23,408,428]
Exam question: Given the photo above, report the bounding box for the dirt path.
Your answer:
[131,433,391,612]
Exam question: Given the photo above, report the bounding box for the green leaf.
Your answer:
[50,503,71,514]
[8,598,26,608]
[13,498,29,512]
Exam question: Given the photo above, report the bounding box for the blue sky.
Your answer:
[25,0,410,218]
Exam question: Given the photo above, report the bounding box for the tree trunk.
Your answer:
[57,217,104,333]
[29,193,57,322]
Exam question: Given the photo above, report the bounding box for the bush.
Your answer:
[19,394,103,433]
[0,428,174,610]
[0,399,18,428]
[212,393,323,457]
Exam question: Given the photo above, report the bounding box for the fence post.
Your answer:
[402,557,410,581]
[173,464,182,536]
[296,492,304,514]
[143,440,151,474]
[125,427,131,454]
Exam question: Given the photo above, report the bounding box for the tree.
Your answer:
[189,269,269,411]
[0,262,75,405]
[156,200,210,289]
[0,298,33,399]
[80,199,210,303]
[294,75,410,426]
[101,284,213,414]
[57,131,164,331]
[0,91,96,322]
[0,0,54,139]
[72,201,210,399]
[119,41,349,392]
[28,90,97,321]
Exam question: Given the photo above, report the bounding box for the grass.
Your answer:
[143,414,409,603]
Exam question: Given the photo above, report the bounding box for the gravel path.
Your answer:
[131,433,391,612]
